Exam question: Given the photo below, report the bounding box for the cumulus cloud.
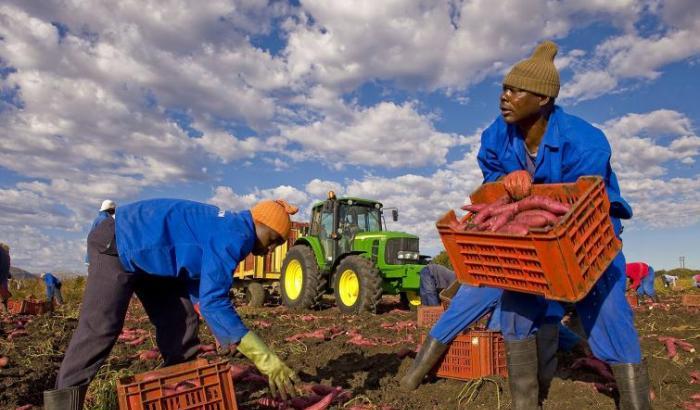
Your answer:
[560,0,700,102]
[284,0,640,93]
[599,109,700,227]
[280,101,463,168]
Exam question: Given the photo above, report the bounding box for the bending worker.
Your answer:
[402,283,585,403]
[419,262,457,306]
[42,272,64,306]
[85,200,117,264]
[0,243,10,313]
[44,198,302,409]
[626,262,659,304]
[475,41,648,409]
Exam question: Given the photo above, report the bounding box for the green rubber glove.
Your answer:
[237,331,300,399]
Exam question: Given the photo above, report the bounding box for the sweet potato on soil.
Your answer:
[0,356,8,368]
[570,357,615,382]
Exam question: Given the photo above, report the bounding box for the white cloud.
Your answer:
[599,109,700,227]
[280,101,463,168]
[560,0,700,102]
[284,0,640,93]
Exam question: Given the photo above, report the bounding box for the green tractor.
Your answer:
[280,192,427,314]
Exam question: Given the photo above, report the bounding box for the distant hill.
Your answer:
[9,266,38,279]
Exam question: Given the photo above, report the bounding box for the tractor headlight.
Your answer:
[397,251,419,261]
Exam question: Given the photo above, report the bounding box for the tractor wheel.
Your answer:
[333,255,383,314]
[244,282,267,308]
[280,245,325,310]
[400,291,421,311]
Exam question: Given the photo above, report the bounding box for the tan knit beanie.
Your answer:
[250,199,299,239]
[503,41,560,98]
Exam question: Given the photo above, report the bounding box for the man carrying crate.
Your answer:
[44,199,302,409]
[475,41,648,409]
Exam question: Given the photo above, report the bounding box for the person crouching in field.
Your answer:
[44,199,302,409]
[626,262,660,304]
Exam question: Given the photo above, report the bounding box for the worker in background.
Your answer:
[0,243,11,313]
[403,281,587,402]
[45,199,302,409]
[661,274,678,289]
[475,41,648,409]
[42,272,64,306]
[626,262,660,304]
[693,274,700,288]
[419,262,456,306]
[85,200,117,265]
[90,200,117,231]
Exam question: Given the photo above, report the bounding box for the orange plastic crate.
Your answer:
[681,294,700,307]
[422,330,507,380]
[24,300,52,314]
[7,299,24,314]
[436,176,622,302]
[117,359,238,410]
[6,299,51,315]
[417,305,445,327]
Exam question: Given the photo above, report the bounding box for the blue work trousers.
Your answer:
[500,252,641,364]
[429,285,581,351]
[636,268,656,298]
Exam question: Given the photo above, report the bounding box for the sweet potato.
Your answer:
[460,203,488,213]
[690,370,700,384]
[570,357,615,382]
[126,336,146,346]
[304,389,339,410]
[514,209,559,225]
[138,349,160,361]
[513,213,549,229]
[229,364,253,381]
[496,223,528,235]
[522,195,570,215]
[0,356,8,368]
[471,195,511,225]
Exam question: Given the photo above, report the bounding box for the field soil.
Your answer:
[0,288,698,409]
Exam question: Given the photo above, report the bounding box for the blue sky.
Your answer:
[0,0,698,272]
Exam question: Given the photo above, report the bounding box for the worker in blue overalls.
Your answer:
[44,199,302,409]
[42,272,64,306]
[475,41,647,409]
[401,282,585,403]
[85,200,116,265]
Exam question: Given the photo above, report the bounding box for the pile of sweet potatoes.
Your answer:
[454,193,571,235]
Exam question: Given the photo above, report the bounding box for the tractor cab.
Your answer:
[310,192,390,266]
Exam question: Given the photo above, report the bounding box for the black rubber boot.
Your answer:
[399,335,448,391]
[43,385,87,410]
[536,323,559,405]
[505,336,541,410]
[611,360,652,410]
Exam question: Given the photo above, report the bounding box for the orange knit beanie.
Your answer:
[250,199,299,238]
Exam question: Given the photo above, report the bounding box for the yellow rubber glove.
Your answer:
[237,331,301,399]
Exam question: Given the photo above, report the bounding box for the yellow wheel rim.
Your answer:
[338,269,360,307]
[406,291,421,306]
[284,260,303,300]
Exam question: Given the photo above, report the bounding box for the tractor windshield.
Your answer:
[339,203,382,234]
